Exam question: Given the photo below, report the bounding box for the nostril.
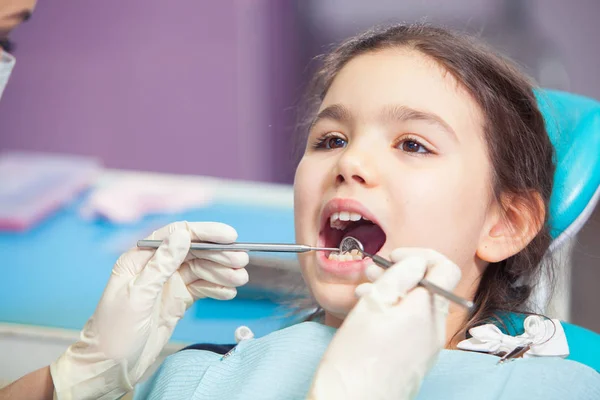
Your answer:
[336,175,344,185]
[352,175,366,184]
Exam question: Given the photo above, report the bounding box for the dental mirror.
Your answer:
[340,236,393,267]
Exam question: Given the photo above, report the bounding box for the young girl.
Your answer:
[128,23,599,399]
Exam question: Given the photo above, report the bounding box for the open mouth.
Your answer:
[319,209,387,262]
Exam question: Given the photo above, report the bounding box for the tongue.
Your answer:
[342,223,386,255]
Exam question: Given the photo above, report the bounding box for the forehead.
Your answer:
[321,48,484,134]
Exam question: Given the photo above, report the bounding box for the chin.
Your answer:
[311,279,359,320]
[299,252,362,327]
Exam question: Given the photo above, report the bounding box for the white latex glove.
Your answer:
[50,221,249,400]
[308,248,462,400]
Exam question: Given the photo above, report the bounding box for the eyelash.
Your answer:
[312,133,433,155]
[312,133,347,150]
[393,135,433,155]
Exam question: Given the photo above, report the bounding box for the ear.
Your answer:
[477,191,546,263]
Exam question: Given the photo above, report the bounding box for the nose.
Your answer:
[334,144,379,188]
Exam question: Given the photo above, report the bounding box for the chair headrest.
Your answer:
[535,89,600,250]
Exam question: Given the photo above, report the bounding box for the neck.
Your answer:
[445,306,470,348]
[324,312,344,329]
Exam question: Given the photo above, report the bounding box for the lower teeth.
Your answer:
[327,249,364,261]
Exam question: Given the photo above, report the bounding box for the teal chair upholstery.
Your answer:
[536,89,600,250]
[534,90,600,362]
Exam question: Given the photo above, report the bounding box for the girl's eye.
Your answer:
[396,138,431,154]
[314,134,347,150]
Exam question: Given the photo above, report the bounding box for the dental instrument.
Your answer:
[340,236,474,311]
[137,240,339,253]
[138,236,473,310]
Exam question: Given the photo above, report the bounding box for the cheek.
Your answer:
[294,157,320,241]
[385,157,493,261]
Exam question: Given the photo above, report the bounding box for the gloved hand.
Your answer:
[308,248,462,400]
[50,221,249,400]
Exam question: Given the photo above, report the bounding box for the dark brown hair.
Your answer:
[298,23,556,344]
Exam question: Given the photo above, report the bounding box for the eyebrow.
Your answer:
[310,104,354,131]
[381,104,458,141]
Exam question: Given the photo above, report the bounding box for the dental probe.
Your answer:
[137,240,339,253]
[340,236,474,311]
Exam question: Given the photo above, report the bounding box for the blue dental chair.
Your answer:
[529,89,600,371]
[530,89,600,319]
[538,89,600,250]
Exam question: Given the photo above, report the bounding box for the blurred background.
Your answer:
[3,0,600,182]
[0,0,599,383]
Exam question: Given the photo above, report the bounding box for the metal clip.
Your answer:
[220,326,254,361]
[497,342,533,364]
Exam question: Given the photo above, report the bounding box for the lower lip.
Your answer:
[316,251,371,275]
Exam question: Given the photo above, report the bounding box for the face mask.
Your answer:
[0,50,16,100]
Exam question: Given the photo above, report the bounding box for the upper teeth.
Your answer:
[330,211,369,229]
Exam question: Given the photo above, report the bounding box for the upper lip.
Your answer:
[319,198,384,234]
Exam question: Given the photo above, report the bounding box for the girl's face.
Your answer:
[294,49,497,326]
